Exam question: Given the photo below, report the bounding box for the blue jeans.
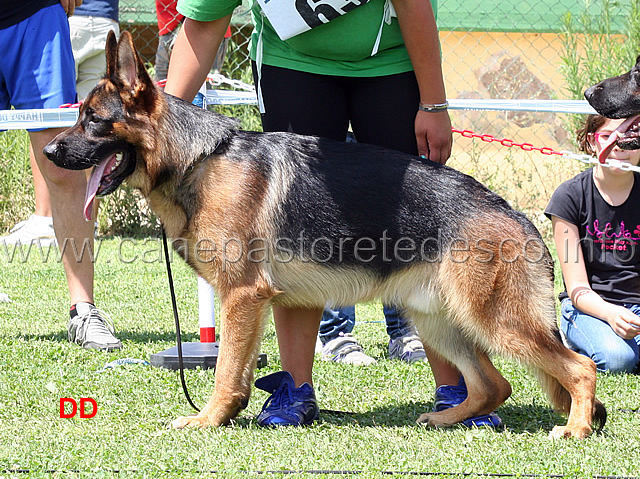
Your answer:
[319,305,412,344]
[560,298,640,374]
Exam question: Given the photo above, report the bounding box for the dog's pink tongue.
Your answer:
[598,115,640,163]
[84,160,110,221]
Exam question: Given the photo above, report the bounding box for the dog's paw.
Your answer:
[549,424,592,439]
[169,414,211,429]
[416,412,454,428]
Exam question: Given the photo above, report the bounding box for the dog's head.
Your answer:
[44,30,161,220]
[584,56,640,154]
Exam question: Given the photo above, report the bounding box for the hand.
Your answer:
[60,0,83,16]
[415,110,452,165]
[605,305,640,340]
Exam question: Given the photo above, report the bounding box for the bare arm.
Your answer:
[164,16,232,101]
[391,0,452,164]
[552,216,640,339]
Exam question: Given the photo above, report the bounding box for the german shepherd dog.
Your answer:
[585,56,640,153]
[45,31,606,438]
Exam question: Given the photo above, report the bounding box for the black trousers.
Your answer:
[252,62,421,155]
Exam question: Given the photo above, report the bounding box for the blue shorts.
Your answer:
[0,4,77,131]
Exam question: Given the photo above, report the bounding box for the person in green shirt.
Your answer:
[165,0,501,429]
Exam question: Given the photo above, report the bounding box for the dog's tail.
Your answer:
[531,361,572,414]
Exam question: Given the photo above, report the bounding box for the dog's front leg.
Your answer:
[170,283,271,429]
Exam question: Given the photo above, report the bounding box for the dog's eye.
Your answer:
[88,113,103,125]
[83,107,102,125]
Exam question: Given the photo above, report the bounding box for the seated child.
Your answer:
[545,114,640,373]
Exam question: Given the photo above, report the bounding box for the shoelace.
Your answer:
[434,384,467,409]
[263,381,295,411]
[75,309,116,341]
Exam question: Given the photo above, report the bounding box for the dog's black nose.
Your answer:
[584,86,594,101]
[43,142,59,161]
[584,84,600,101]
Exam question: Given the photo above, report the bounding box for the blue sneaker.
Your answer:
[433,377,503,428]
[255,371,319,427]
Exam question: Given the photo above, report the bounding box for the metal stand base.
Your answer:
[150,342,267,370]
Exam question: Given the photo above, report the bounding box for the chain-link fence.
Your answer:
[1,0,638,237]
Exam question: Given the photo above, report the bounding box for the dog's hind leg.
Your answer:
[407,310,512,428]
[499,328,603,439]
[478,294,603,437]
[436,230,604,438]
[476,266,604,438]
[170,280,272,428]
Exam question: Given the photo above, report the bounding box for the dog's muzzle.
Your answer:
[43,140,97,171]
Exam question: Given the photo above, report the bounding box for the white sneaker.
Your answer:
[388,332,428,363]
[68,302,122,351]
[0,215,57,247]
[322,333,377,366]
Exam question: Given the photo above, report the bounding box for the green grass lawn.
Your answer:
[1,238,639,478]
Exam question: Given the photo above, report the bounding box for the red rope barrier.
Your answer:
[452,128,564,157]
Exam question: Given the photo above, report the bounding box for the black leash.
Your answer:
[162,227,201,413]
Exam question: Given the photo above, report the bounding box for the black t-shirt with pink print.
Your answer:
[545,168,640,305]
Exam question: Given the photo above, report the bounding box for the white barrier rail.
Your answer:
[0,97,597,130]
[0,108,81,130]
[449,99,597,115]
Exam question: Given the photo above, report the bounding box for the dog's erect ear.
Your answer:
[114,31,155,95]
[104,30,118,78]
[113,30,158,108]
